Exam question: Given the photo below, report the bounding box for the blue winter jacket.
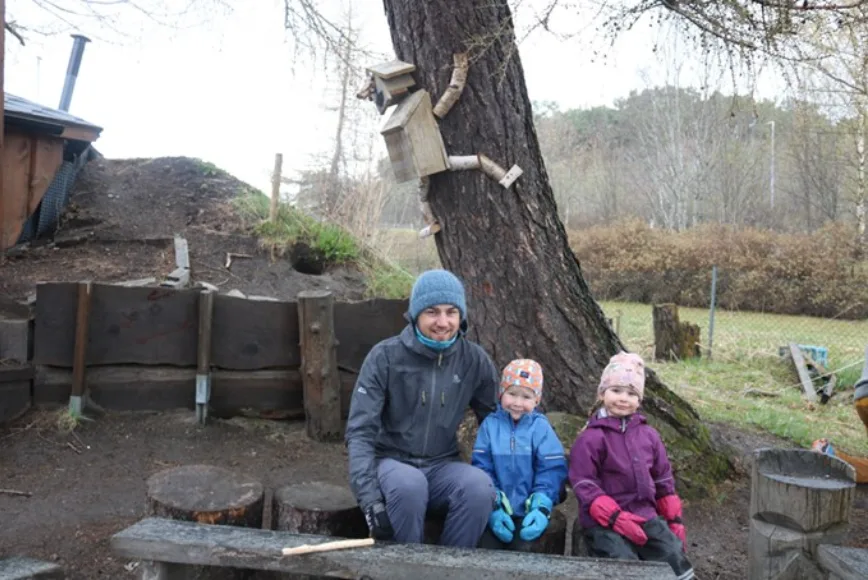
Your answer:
[471,407,568,516]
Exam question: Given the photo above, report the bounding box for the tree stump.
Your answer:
[271,482,368,538]
[145,464,265,580]
[747,448,856,580]
[652,303,701,361]
[146,464,265,528]
[425,508,566,554]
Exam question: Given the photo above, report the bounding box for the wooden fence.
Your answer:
[1,282,408,439]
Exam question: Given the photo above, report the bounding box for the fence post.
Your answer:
[708,265,717,360]
[70,281,92,416]
[297,290,342,442]
[195,290,214,425]
[270,153,283,223]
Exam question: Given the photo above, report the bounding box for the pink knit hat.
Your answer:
[598,352,646,400]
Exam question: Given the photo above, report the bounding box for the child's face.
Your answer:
[600,385,640,418]
[500,385,537,421]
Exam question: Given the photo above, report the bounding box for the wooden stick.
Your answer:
[281,537,374,556]
[70,281,92,415]
[433,53,469,118]
[270,153,283,223]
[0,488,32,497]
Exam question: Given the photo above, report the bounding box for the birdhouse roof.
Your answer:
[381,90,430,135]
[366,60,416,80]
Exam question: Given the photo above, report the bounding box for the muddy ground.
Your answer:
[1,409,866,579]
[0,157,368,305]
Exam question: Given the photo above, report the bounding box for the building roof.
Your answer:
[4,93,103,140]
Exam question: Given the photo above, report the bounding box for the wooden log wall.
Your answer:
[16,282,409,427]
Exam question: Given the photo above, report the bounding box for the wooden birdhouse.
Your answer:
[366,60,417,115]
[381,89,449,184]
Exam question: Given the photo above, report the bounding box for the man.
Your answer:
[345,269,498,547]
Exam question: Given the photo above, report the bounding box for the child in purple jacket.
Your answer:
[569,352,694,580]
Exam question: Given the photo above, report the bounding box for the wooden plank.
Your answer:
[366,59,416,80]
[211,294,300,370]
[111,518,676,579]
[1,132,31,250]
[788,342,818,402]
[817,544,868,579]
[0,318,30,362]
[26,136,63,217]
[34,283,200,367]
[32,365,356,416]
[0,365,34,383]
[298,290,342,441]
[0,557,64,579]
[33,282,78,366]
[334,298,407,372]
[0,380,31,424]
[58,125,100,142]
[195,290,214,423]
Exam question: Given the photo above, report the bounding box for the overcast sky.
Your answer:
[5,0,781,194]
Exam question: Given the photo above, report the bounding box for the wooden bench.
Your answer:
[0,556,64,579]
[111,517,677,579]
[817,545,868,580]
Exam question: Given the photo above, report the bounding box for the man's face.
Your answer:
[416,304,461,342]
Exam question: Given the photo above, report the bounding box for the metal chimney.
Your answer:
[58,34,91,112]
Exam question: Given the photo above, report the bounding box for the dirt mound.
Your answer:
[0,157,368,303]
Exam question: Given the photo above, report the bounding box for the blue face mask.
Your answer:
[414,325,458,351]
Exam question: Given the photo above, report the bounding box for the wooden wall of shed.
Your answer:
[0,129,64,250]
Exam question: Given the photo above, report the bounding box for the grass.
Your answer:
[599,300,868,456]
[234,194,416,298]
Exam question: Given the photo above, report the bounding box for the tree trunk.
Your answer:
[382,0,732,493]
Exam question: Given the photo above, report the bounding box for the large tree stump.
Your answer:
[145,464,265,580]
[425,508,566,554]
[652,303,701,361]
[271,482,368,538]
[146,464,265,528]
[297,291,342,442]
[748,448,856,580]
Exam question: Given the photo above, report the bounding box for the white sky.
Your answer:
[4,0,782,194]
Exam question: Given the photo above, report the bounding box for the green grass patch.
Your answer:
[234,193,416,298]
[600,300,868,456]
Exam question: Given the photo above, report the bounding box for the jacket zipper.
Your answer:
[421,357,438,456]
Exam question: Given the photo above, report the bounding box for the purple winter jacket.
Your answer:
[569,411,677,529]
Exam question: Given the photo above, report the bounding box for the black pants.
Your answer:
[477,515,543,552]
[583,516,694,579]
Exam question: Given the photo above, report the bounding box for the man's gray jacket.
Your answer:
[345,324,498,510]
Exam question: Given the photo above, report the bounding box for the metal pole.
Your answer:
[767,121,776,209]
[708,265,718,359]
[58,34,91,112]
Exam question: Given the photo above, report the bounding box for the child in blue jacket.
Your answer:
[472,359,568,551]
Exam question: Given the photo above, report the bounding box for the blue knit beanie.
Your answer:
[409,269,467,321]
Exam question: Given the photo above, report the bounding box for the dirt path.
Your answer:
[1,410,866,578]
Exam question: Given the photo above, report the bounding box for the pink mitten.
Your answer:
[657,494,687,550]
[589,495,648,546]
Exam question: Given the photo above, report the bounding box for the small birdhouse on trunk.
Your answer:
[381,89,449,183]
[366,60,417,115]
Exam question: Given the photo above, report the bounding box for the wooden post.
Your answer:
[748,448,856,580]
[69,282,92,415]
[297,290,342,442]
[195,290,214,425]
[270,153,283,223]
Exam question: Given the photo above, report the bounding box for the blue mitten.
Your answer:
[489,490,515,543]
[520,492,553,541]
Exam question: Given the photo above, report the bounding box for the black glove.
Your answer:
[364,501,394,540]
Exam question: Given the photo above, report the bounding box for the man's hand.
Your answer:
[364,501,394,540]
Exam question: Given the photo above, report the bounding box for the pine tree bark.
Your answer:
[382,0,732,491]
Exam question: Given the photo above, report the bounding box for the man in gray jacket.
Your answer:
[345,269,498,547]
